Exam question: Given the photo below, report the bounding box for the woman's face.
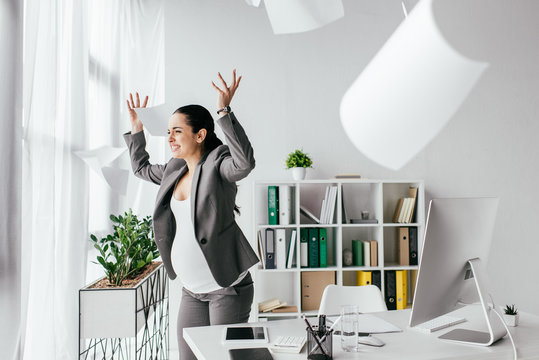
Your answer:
[167,113,205,159]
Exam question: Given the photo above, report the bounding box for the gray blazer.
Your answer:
[123,112,259,287]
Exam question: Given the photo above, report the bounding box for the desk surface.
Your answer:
[184,306,539,360]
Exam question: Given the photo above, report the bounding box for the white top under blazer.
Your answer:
[170,196,247,293]
[170,196,222,294]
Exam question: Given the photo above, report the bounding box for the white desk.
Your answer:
[184,306,539,360]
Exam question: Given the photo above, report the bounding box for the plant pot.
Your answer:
[291,167,306,180]
[503,314,519,327]
[79,262,168,339]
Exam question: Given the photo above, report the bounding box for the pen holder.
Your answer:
[306,326,333,360]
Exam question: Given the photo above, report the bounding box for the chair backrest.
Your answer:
[318,285,388,316]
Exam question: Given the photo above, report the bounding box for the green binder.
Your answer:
[319,228,327,268]
[308,228,319,268]
[352,239,363,266]
[268,186,279,225]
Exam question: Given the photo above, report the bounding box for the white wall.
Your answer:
[162,0,539,348]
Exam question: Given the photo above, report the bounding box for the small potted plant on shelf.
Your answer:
[503,304,519,327]
[285,149,313,180]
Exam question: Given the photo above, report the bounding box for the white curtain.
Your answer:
[21,0,88,359]
[0,1,22,360]
[20,0,166,359]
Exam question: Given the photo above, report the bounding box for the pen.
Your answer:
[308,315,342,355]
[303,314,328,358]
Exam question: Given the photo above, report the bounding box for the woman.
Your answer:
[123,70,259,360]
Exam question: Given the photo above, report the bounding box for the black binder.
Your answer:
[409,227,418,266]
[265,229,275,269]
[372,270,382,291]
[385,270,397,310]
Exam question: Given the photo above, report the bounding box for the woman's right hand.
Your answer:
[126,92,149,134]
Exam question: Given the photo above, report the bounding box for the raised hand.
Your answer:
[126,92,149,134]
[212,69,242,112]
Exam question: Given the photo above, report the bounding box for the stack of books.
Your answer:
[258,298,297,313]
[392,187,418,223]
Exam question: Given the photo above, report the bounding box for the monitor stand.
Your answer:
[438,258,506,346]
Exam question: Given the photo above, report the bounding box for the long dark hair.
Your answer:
[173,104,240,215]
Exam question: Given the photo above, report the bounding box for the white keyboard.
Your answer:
[269,336,306,353]
[413,315,466,333]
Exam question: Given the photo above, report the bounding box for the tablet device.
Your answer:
[222,326,269,344]
[229,347,273,360]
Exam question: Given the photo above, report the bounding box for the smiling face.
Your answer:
[167,113,206,160]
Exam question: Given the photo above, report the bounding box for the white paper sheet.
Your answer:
[245,0,262,7]
[102,167,129,196]
[340,0,488,170]
[264,0,344,35]
[74,146,126,175]
[135,104,173,137]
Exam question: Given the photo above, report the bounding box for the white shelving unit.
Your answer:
[253,179,425,321]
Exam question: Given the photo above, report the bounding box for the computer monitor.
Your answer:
[409,198,506,346]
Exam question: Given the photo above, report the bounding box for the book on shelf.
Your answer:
[393,198,405,223]
[257,230,266,269]
[300,228,308,267]
[258,298,287,312]
[407,187,418,223]
[393,187,419,224]
[286,230,297,269]
[370,240,378,267]
[352,240,363,266]
[372,270,381,290]
[398,227,410,266]
[268,186,279,225]
[350,218,379,224]
[265,229,275,269]
[300,206,320,224]
[362,240,371,267]
[319,185,338,224]
[357,270,372,286]
[409,227,418,266]
[271,305,298,313]
[301,271,336,311]
[308,228,320,268]
[333,174,361,179]
[279,185,294,225]
[275,229,287,270]
[319,228,327,268]
[384,270,397,310]
[396,270,408,310]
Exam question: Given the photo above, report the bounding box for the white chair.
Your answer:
[318,284,387,316]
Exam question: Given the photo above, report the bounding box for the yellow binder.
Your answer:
[356,270,372,286]
[396,270,408,310]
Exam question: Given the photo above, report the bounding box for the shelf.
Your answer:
[258,312,300,318]
[254,179,425,320]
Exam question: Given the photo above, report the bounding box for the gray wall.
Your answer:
[163,0,539,322]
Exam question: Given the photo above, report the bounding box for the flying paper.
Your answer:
[135,104,173,137]
[74,146,126,175]
[264,0,344,35]
[340,0,488,170]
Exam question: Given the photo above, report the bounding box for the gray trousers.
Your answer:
[177,272,254,360]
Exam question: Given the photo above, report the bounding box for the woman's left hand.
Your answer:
[212,69,242,111]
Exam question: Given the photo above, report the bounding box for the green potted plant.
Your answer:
[90,209,158,286]
[503,304,519,327]
[285,149,313,180]
[79,209,168,357]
